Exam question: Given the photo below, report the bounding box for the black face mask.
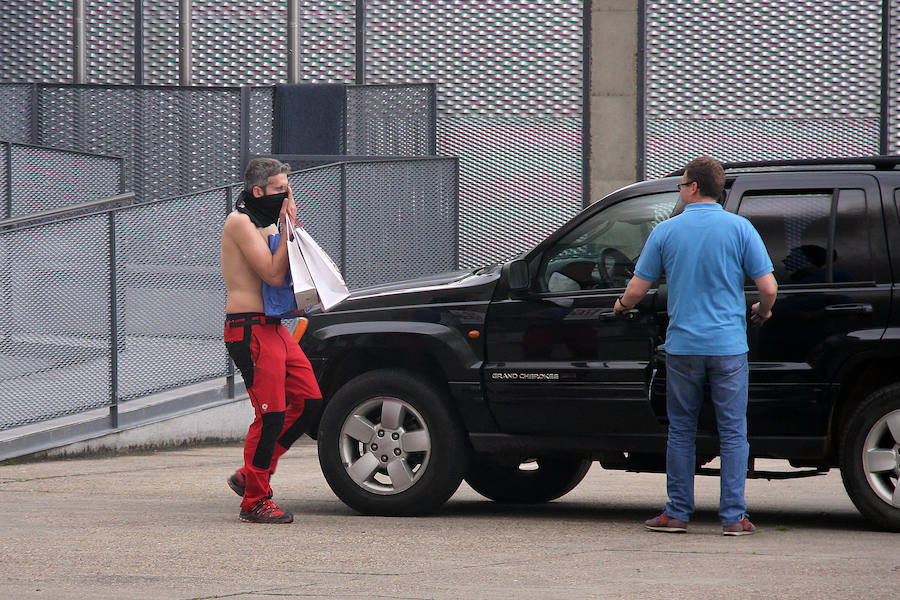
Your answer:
[237,190,288,227]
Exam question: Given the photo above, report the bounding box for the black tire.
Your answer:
[464,454,592,504]
[317,369,468,516]
[839,384,900,532]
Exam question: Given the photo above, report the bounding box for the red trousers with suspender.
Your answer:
[224,313,322,510]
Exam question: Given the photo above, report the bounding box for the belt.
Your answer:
[225,315,281,328]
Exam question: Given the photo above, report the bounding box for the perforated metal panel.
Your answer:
[0,84,33,143]
[0,215,112,429]
[344,159,458,286]
[365,1,583,117]
[0,0,72,83]
[890,0,900,154]
[438,117,582,269]
[142,0,179,85]
[299,0,356,83]
[248,87,275,155]
[644,0,883,176]
[6,143,122,217]
[192,0,286,85]
[645,119,881,178]
[364,1,585,268]
[86,0,134,84]
[346,84,436,155]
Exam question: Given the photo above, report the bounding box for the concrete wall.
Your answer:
[590,0,640,202]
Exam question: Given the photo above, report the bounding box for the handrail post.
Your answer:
[225,187,235,399]
[108,211,119,428]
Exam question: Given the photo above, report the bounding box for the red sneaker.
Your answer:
[227,470,245,497]
[239,499,293,524]
[644,512,688,533]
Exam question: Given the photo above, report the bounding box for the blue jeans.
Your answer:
[663,353,750,525]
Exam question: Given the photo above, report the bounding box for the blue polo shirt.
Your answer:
[633,202,773,355]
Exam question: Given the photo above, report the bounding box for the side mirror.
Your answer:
[507,260,530,291]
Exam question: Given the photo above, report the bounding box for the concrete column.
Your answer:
[590,0,640,202]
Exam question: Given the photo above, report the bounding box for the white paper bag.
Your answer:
[293,225,350,311]
[285,219,320,313]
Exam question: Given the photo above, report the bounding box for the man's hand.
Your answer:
[280,187,297,219]
[613,297,631,315]
[750,301,772,324]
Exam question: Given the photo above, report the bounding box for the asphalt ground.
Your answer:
[1,440,898,600]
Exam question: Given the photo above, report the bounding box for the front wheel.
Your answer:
[465,454,592,503]
[317,369,468,516]
[839,384,900,531]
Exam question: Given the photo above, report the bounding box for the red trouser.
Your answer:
[224,314,322,510]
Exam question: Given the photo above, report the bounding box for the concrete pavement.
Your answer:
[1,441,898,600]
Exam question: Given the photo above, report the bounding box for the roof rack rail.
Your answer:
[665,156,900,177]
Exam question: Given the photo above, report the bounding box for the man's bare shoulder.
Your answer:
[224,210,253,232]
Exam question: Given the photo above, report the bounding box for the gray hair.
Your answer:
[243,158,290,193]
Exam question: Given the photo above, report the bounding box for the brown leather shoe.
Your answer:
[722,516,757,536]
[644,512,688,533]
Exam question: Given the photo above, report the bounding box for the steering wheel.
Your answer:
[597,248,635,288]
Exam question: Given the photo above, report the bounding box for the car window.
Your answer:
[737,189,870,285]
[538,192,679,292]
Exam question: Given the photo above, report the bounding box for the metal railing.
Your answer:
[0,158,457,455]
[0,141,123,219]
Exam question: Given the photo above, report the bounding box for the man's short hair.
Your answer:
[243,158,290,193]
[684,156,725,200]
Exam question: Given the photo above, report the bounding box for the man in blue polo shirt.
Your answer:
[614,156,777,536]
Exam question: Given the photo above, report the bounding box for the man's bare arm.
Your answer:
[614,275,653,313]
[750,272,777,323]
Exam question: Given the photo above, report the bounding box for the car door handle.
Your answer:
[598,309,637,320]
[824,303,874,315]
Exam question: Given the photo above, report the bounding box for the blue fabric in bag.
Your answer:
[261,233,298,316]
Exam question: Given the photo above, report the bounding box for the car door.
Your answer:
[724,173,891,444]
[484,187,679,437]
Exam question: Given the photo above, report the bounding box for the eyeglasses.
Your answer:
[676,181,695,191]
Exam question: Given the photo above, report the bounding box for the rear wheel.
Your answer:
[839,384,900,531]
[465,454,592,503]
[317,369,468,516]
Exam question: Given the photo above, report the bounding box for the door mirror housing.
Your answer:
[507,260,530,291]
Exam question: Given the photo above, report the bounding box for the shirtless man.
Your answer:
[220,158,323,523]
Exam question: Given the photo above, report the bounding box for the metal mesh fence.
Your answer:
[0,214,112,429]
[344,159,458,286]
[0,158,458,430]
[643,0,884,177]
[31,85,244,201]
[0,83,436,205]
[1,142,123,219]
[114,191,228,401]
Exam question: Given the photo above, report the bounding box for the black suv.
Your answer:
[299,157,900,531]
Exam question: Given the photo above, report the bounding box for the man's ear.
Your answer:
[251,185,264,198]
